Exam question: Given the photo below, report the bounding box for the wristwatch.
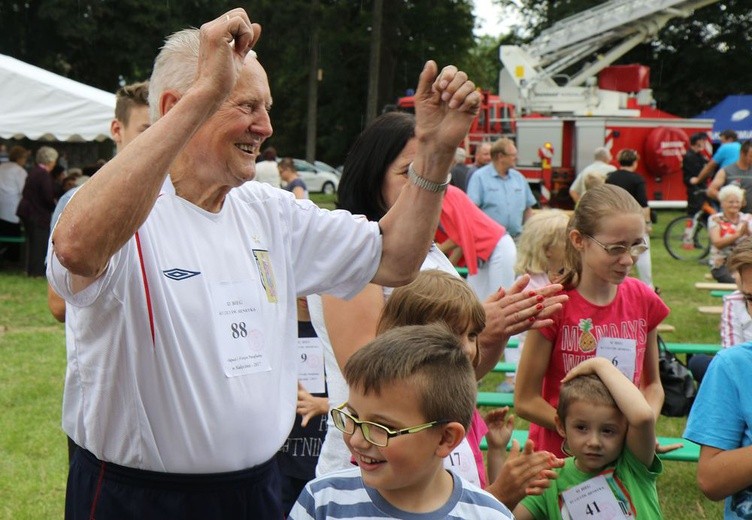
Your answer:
[408,162,450,193]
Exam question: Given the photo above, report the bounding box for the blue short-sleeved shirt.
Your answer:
[466,165,536,236]
[714,142,742,169]
[684,342,752,519]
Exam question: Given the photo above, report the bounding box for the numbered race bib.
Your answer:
[211,280,271,378]
[443,437,480,487]
[561,474,630,519]
[596,337,636,382]
[297,337,326,394]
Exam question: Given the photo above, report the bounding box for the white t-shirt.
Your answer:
[48,179,381,473]
[312,245,459,477]
[254,160,281,187]
[569,160,616,196]
[0,162,27,223]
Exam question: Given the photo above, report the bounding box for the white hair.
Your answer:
[719,183,746,203]
[148,28,257,123]
[36,146,58,165]
[594,147,611,162]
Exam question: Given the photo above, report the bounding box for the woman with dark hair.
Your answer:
[336,112,416,221]
[308,111,567,501]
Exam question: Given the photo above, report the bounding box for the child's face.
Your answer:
[458,326,479,366]
[545,242,566,278]
[556,400,627,473]
[344,379,449,504]
[577,213,645,286]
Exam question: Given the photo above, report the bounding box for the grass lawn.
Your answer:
[0,206,725,517]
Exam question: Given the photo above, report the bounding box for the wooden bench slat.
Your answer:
[478,430,699,462]
[698,306,723,315]
[695,282,736,291]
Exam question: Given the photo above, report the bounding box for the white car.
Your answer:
[314,160,341,179]
[291,159,339,195]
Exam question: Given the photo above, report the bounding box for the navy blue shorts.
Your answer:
[65,447,282,519]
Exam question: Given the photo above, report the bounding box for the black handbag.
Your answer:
[658,336,697,417]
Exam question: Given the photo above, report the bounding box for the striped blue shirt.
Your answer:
[288,467,514,519]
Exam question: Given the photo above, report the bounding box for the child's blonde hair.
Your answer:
[515,209,570,276]
[560,184,643,287]
[557,374,617,425]
[377,270,485,367]
[583,170,606,191]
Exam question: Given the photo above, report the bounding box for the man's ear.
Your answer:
[435,422,466,457]
[159,90,181,118]
[110,119,123,146]
[554,414,567,439]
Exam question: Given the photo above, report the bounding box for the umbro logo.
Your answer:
[163,268,201,281]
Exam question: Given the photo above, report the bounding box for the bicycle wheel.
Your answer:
[663,216,710,261]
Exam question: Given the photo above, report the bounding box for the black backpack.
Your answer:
[658,336,697,417]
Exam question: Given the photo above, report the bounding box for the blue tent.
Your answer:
[694,95,752,142]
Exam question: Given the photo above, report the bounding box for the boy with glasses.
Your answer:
[289,324,513,519]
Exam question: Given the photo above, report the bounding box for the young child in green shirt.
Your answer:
[513,357,663,519]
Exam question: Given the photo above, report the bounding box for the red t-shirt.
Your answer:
[529,277,670,457]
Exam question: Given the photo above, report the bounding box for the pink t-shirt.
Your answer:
[529,277,670,457]
[467,408,489,488]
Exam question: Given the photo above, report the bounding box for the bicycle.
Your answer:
[663,190,715,261]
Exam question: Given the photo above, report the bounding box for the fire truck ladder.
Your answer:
[499,0,719,115]
[530,0,719,87]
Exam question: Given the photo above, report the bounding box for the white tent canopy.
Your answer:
[0,53,116,142]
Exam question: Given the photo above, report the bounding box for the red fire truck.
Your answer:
[397,0,718,208]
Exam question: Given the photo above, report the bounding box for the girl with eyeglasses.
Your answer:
[515,184,669,458]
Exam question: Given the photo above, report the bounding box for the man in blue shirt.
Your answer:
[467,137,536,238]
[691,129,741,187]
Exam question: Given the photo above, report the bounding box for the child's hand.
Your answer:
[484,407,515,450]
[487,439,564,509]
[561,356,611,382]
[296,382,329,427]
[656,440,684,454]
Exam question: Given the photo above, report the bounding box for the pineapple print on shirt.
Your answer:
[578,318,597,352]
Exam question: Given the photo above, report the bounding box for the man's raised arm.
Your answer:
[373,62,479,287]
[52,9,260,282]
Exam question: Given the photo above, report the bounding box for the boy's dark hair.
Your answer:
[720,129,738,141]
[343,323,476,429]
[616,148,639,167]
[741,140,752,155]
[557,374,617,424]
[114,81,149,126]
[689,133,707,146]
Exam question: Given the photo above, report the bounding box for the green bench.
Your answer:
[492,342,720,374]
[0,235,25,244]
[477,391,514,408]
[455,266,468,278]
[479,429,700,462]
[710,290,733,298]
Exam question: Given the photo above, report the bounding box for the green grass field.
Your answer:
[0,207,725,518]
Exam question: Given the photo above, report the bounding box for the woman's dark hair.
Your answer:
[337,111,416,221]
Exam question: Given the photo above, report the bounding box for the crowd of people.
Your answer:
[4,7,752,519]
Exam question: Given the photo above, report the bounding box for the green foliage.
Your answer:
[0,0,478,167]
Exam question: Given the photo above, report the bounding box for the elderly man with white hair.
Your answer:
[569,146,616,203]
[49,8,481,519]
